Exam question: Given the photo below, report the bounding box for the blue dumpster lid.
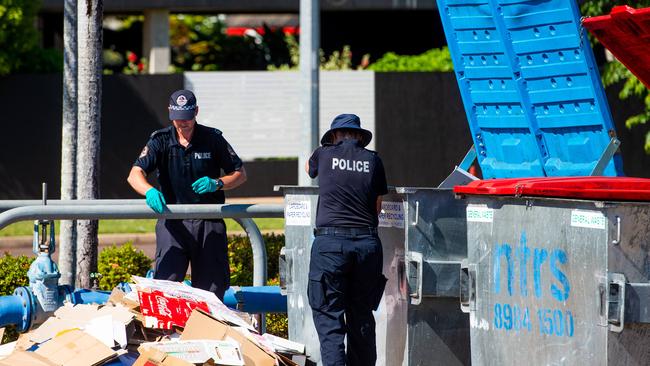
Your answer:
[436,0,624,178]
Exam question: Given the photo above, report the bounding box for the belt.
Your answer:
[313,227,378,236]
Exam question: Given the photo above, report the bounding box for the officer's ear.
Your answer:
[194,106,199,118]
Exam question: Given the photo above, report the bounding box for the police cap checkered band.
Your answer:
[168,89,198,120]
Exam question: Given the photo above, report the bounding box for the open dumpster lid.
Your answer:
[583,5,650,89]
[454,177,650,201]
[437,0,624,178]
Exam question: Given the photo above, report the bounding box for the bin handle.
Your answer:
[460,260,476,313]
[279,247,292,295]
[612,216,621,246]
[411,201,419,226]
[407,252,423,305]
[608,273,626,333]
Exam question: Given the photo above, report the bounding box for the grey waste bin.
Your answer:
[278,186,470,365]
[456,178,650,366]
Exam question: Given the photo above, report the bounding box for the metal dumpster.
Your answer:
[455,177,650,365]
[278,186,470,365]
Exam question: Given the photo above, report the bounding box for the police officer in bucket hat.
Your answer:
[306,113,389,366]
[127,89,247,300]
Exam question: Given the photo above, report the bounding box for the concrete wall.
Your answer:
[184,71,375,159]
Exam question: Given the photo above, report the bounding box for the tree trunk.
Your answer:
[59,0,77,288]
[76,0,103,289]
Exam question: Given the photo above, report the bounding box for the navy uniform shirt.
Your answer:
[309,139,388,228]
[133,124,243,204]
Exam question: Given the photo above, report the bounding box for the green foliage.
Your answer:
[0,254,32,343]
[170,15,291,71]
[97,242,153,290]
[229,234,288,337]
[0,253,32,296]
[0,0,62,75]
[582,1,650,153]
[581,1,650,17]
[268,34,369,71]
[368,47,454,72]
[229,233,284,286]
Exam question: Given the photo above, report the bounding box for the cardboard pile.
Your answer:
[0,277,304,366]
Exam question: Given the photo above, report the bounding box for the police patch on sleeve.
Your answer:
[139,146,149,158]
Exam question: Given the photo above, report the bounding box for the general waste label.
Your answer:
[285,199,311,226]
[570,210,606,230]
[467,205,494,223]
[379,201,404,228]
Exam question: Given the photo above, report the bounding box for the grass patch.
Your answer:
[0,218,284,237]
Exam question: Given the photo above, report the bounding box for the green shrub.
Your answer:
[229,234,288,337]
[0,254,33,343]
[229,233,284,286]
[97,242,152,290]
[368,47,454,72]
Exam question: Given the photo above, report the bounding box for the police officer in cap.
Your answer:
[306,114,388,366]
[127,89,247,300]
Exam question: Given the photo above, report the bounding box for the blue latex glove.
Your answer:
[192,176,222,194]
[145,188,167,213]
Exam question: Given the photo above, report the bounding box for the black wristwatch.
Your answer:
[215,178,224,191]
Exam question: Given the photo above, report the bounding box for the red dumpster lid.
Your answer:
[583,5,650,89]
[454,177,650,201]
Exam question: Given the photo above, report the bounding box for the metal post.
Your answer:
[298,0,320,186]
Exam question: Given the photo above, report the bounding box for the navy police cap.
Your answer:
[168,89,197,121]
[320,114,372,147]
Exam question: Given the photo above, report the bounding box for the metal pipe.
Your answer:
[0,296,25,329]
[234,217,269,332]
[0,204,284,230]
[0,199,144,212]
[233,218,267,287]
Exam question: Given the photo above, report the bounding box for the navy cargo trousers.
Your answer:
[308,228,387,366]
[154,218,230,300]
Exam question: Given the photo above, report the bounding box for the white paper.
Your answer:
[571,210,606,229]
[0,341,16,360]
[378,201,405,228]
[142,340,244,366]
[84,315,116,347]
[285,199,311,226]
[466,205,494,223]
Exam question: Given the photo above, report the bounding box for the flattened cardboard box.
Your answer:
[133,346,191,366]
[34,329,116,366]
[181,309,275,366]
[0,350,57,366]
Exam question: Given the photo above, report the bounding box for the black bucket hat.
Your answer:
[320,114,372,147]
[168,89,198,121]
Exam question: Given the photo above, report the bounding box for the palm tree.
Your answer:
[76,0,103,289]
[59,0,77,288]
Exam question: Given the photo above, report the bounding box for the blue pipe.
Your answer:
[71,289,111,305]
[227,286,287,313]
[0,295,24,329]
